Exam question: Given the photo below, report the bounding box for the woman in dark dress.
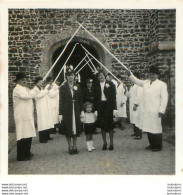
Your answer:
[59,65,83,155]
[95,70,117,151]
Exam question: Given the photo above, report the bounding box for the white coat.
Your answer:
[129,74,168,134]
[134,86,143,129]
[13,84,37,141]
[35,86,54,131]
[127,84,138,124]
[116,83,127,118]
[47,83,60,125]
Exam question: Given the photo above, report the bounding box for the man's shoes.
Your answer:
[152,148,162,152]
[108,145,114,151]
[102,143,107,150]
[47,137,53,140]
[135,136,142,140]
[17,156,31,161]
[40,140,48,143]
[131,133,136,136]
[145,145,153,150]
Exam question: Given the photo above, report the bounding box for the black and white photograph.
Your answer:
[0,0,183,194]
[7,8,175,175]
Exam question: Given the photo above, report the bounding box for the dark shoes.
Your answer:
[40,140,48,143]
[145,145,162,152]
[145,145,153,150]
[102,143,107,150]
[102,144,114,151]
[108,145,114,151]
[152,148,162,152]
[135,136,142,140]
[73,149,79,154]
[17,156,31,161]
[69,149,79,155]
[131,133,136,136]
[47,137,53,140]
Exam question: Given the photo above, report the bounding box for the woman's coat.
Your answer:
[95,81,117,129]
[13,84,37,141]
[59,82,83,137]
[129,74,168,133]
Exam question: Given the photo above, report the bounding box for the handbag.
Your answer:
[58,122,65,135]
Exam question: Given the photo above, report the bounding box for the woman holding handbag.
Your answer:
[95,70,117,151]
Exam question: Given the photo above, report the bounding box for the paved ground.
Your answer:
[8,124,175,175]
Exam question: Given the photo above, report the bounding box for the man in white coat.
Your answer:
[127,72,143,139]
[13,73,41,161]
[34,77,52,143]
[116,76,127,130]
[45,77,58,134]
[127,66,168,151]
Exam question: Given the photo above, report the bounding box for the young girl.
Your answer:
[81,102,97,152]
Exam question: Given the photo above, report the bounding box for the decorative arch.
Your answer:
[40,29,111,76]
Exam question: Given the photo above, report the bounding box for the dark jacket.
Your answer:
[95,80,117,111]
[94,80,117,130]
[83,86,95,103]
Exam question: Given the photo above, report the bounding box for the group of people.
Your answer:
[12,64,168,161]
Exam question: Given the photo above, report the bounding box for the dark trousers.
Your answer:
[133,124,138,135]
[17,138,32,161]
[147,132,162,149]
[133,124,142,137]
[39,130,48,142]
[49,127,56,134]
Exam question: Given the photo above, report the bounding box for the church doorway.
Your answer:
[52,41,101,88]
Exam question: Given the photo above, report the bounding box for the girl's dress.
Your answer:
[83,112,96,134]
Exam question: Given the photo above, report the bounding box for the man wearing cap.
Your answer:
[13,72,41,161]
[127,66,168,151]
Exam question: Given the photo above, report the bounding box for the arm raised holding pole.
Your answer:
[53,43,79,84]
[43,23,83,81]
[80,44,123,84]
[77,21,129,71]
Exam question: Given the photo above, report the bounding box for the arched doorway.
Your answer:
[52,41,102,88]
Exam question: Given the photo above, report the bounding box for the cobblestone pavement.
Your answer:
[8,124,175,175]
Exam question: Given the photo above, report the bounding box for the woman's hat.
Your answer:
[34,76,43,84]
[96,69,106,78]
[149,65,160,75]
[65,65,75,76]
[14,72,27,82]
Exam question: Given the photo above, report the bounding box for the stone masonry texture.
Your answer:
[8,9,175,131]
